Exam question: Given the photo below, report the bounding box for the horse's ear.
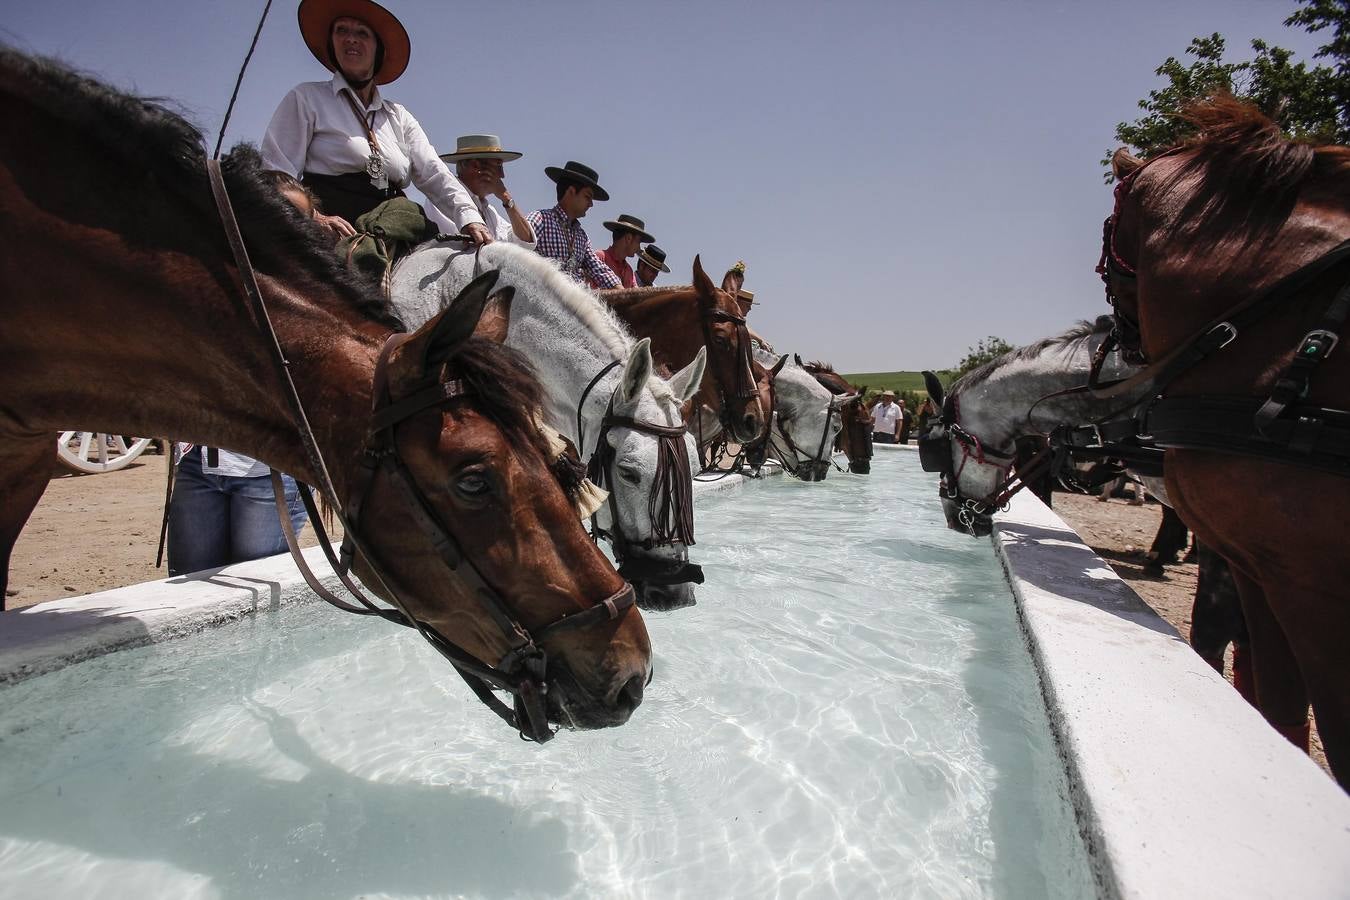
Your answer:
[474,287,514,344]
[425,269,501,364]
[1111,147,1143,180]
[668,346,707,404]
[720,268,739,294]
[770,354,789,377]
[922,370,945,408]
[619,337,654,405]
[692,255,716,304]
[793,353,804,367]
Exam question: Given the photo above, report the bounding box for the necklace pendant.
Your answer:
[366,151,388,190]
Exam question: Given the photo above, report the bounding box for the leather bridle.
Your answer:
[576,361,704,588]
[700,307,761,436]
[207,160,635,743]
[768,364,845,479]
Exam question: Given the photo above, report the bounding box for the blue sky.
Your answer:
[4,1,1327,371]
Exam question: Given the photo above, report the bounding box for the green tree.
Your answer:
[1107,1,1349,173]
[953,336,1015,378]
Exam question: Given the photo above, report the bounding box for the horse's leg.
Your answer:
[1144,505,1188,576]
[1189,544,1253,704]
[0,433,56,609]
[1229,568,1310,752]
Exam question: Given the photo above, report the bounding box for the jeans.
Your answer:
[873,432,897,444]
[167,451,309,576]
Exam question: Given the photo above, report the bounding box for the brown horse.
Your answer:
[1103,96,1350,784]
[0,50,650,735]
[802,362,873,474]
[600,259,773,454]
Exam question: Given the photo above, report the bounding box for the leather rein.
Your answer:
[207,160,635,743]
[699,307,761,435]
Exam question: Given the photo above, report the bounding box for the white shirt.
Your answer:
[428,191,535,248]
[177,444,269,478]
[872,401,902,434]
[260,74,484,232]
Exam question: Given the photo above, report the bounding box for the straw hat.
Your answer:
[298,0,410,85]
[603,214,655,243]
[439,134,523,164]
[637,244,671,273]
[736,289,756,305]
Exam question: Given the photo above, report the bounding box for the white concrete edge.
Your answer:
[0,467,784,686]
[992,491,1350,900]
[871,441,918,451]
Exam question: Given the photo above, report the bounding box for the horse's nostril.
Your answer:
[618,674,645,711]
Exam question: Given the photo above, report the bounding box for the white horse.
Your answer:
[920,315,1158,535]
[389,243,707,610]
[751,347,854,481]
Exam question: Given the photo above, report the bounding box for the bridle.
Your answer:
[918,392,1056,529]
[576,361,703,588]
[699,306,761,435]
[768,362,846,479]
[208,160,635,743]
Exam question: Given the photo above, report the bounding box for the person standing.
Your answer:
[260,0,489,245]
[897,399,913,444]
[635,244,670,286]
[871,390,903,444]
[527,161,621,287]
[594,214,655,288]
[431,134,535,246]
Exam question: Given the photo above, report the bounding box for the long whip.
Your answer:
[212,0,274,160]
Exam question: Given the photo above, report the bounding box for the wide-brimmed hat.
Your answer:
[603,214,654,243]
[544,160,610,202]
[736,289,756,305]
[637,244,671,273]
[439,134,522,164]
[882,389,896,397]
[299,0,410,85]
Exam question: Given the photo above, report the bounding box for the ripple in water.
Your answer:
[0,454,1094,899]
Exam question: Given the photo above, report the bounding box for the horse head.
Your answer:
[804,362,873,475]
[759,350,844,481]
[693,256,769,443]
[362,273,652,729]
[590,337,708,611]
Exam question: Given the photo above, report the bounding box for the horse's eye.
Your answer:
[617,465,642,486]
[714,335,732,349]
[455,471,492,498]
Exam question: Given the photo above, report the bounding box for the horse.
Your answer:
[1099,96,1350,783]
[387,242,707,610]
[917,318,1251,700]
[802,361,873,474]
[752,348,852,481]
[0,49,650,738]
[599,261,773,454]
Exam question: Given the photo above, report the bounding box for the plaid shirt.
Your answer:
[526,205,621,288]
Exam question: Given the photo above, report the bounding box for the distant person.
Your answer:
[432,134,535,246]
[871,390,902,444]
[733,288,774,352]
[594,214,654,288]
[635,244,670,286]
[527,160,621,287]
[167,446,308,576]
[897,399,913,444]
[917,397,938,434]
[723,260,746,297]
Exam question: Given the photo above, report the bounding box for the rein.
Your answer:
[206,160,634,743]
[699,307,760,433]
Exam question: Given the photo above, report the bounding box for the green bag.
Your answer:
[338,197,433,290]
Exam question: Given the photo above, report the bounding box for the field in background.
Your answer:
[839,370,952,394]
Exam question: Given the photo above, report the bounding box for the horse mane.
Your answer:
[1,48,401,330]
[804,361,835,373]
[956,318,1110,391]
[450,338,553,462]
[1158,94,1350,240]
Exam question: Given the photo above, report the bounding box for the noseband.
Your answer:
[770,370,844,477]
[577,361,703,588]
[209,160,633,743]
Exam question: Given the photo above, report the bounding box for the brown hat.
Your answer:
[637,244,671,273]
[298,0,411,86]
[544,160,610,202]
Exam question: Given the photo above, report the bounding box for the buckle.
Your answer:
[1298,329,1339,359]
[1207,321,1238,349]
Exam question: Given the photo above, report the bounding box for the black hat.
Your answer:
[543,160,609,202]
[637,244,671,273]
[603,214,655,243]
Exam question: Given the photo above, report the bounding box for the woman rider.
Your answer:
[260,0,490,245]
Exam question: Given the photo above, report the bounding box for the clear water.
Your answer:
[0,452,1093,899]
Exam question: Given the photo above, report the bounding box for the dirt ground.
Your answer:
[4,461,1329,776]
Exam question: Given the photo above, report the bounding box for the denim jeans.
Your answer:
[167,451,309,576]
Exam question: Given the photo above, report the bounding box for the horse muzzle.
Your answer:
[619,550,704,611]
[940,495,992,538]
[546,661,648,729]
[848,459,871,475]
[796,459,831,481]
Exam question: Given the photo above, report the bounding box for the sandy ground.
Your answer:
[4,461,1329,776]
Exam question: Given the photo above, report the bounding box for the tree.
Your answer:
[1106,0,1349,173]
[953,336,1015,378]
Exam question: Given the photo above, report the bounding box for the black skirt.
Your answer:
[301,170,405,225]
